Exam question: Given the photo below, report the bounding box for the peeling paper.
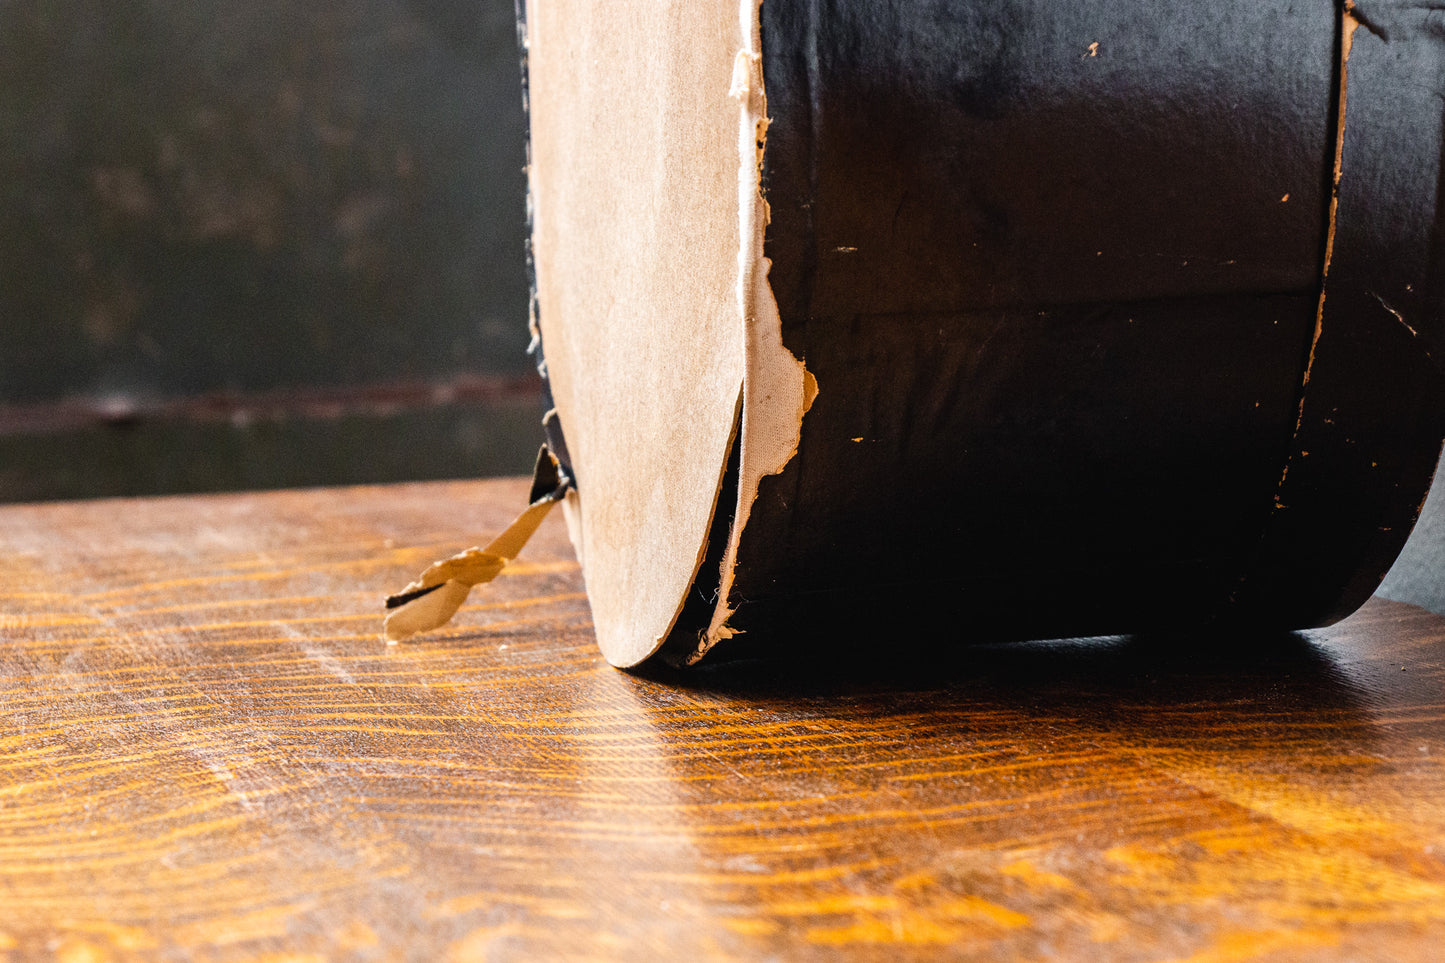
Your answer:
[692,0,816,662]
[382,448,569,643]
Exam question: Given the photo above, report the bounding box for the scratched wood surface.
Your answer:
[2,478,1445,961]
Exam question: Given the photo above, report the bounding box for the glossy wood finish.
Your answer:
[2,478,1444,960]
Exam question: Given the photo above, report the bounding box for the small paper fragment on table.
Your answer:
[383,447,570,643]
[383,578,474,642]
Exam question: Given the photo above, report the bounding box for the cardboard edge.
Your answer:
[558,381,743,668]
[684,0,817,664]
[609,383,744,668]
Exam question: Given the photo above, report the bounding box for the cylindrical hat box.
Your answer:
[520,0,1445,667]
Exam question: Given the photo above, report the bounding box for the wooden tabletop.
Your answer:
[2,478,1444,961]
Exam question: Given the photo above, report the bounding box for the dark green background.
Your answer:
[0,0,541,501]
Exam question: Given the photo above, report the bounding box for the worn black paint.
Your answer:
[1230,1,1445,627]
[714,0,1445,644]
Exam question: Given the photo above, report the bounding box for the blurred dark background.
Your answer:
[0,0,1441,616]
[0,0,541,502]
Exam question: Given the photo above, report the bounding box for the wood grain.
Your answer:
[1,478,1444,960]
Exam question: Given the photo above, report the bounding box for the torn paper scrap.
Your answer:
[383,447,570,643]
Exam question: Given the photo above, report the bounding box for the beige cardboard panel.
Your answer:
[526,0,747,666]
